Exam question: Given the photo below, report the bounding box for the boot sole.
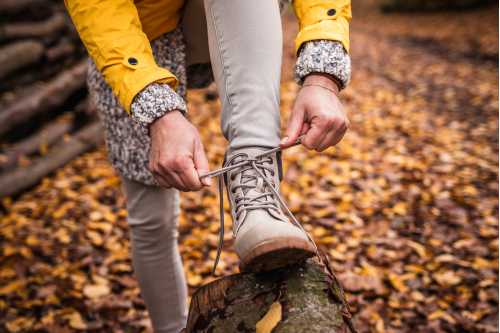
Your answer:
[239,237,316,273]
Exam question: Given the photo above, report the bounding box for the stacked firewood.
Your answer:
[0,0,102,198]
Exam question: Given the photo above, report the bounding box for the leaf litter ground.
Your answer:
[0,3,498,333]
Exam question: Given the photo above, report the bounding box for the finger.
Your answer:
[302,121,328,150]
[300,123,310,136]
[159,163,189,191]
[194,140,211,186]
[167,171,190,192]
[317,122,348,151]
[173,156,202,191]
[177,167,202,191]
[152,170,172,188]
[281,106,305,148]
[316,130,337,152]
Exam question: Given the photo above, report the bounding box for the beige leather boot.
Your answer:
[224,147,316,272]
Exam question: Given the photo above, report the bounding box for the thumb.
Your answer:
[281,107,305,148]
[194,140,211,186]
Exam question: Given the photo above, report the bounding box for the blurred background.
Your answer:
[0,0,498,332]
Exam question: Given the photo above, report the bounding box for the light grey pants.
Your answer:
[124,1,282,332]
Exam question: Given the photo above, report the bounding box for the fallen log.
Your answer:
[184,257,356,333]
[0,13,66,41]
[0,0,47,14]
[45,38,76,62]
[0,117,73,171]
[0,121,102,198]
[0,40,44,80]
[0,60,87,137]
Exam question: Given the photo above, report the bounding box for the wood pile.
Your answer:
[0,0,102,198]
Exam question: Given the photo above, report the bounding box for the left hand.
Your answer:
[280,74,349,152]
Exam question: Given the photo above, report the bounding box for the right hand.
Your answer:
[149,111,211,191]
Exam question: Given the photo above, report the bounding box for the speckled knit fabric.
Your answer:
[295,40,351,89]
[87,28,351,186]
[87,28,187,185]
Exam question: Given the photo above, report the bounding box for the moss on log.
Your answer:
[185,257,356,333]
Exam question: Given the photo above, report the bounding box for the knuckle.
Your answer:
[174,155,191,170]
[158,157,172,170]
[321,116,335,128]
[302,139,314,150]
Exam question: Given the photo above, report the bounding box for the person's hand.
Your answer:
[149,111,211,191]
[280,74,349,152]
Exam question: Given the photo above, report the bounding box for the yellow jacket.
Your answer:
[64,0,351,113]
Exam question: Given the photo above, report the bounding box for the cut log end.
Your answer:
[184,257,356,333]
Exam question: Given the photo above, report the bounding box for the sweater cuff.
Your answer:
[130,83,187,125]
[294,40,351,89]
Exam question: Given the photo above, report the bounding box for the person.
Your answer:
[64,0,351,332]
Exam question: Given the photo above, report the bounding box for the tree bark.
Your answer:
[0,60,87,137]
[0,121,102,198]
[184,257,356,333]
[0,41,44,80]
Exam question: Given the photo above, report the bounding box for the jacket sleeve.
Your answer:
[64,0,178,113]
[293,0,351,54]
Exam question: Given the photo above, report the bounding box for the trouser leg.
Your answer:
[203,0,283,153]
[122,178,187,333]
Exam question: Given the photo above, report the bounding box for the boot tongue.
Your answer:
[227,148,272,198]
[226,148,287,223]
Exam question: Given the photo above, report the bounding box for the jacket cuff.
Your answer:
[131,83,187,125]
[294,40,351,89]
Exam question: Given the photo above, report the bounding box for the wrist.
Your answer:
[303,73,341,94]
[150,110,184,131]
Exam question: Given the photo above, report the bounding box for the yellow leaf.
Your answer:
[83,284,110,299]
[472,257,498,270]
[88,221,113,233]
[5,317,34,333]
[410,291,425,302]
[40,311,55,326]
[25,235,40,246]
[86,230,104,246]
[407,240,429,259]
[433,270,462,287]
[0,267,16,279]
[388,273,409,293]
[256,301,282,333]
[187,272,202,286]
[0,280,25,295]
[54,228,71,244]
[67,312,87,330]
[428,310,456,324]
[392,202,407,215]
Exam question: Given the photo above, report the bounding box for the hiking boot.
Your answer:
[224,147,316,272]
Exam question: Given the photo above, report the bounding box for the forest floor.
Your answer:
[0,2,498,333]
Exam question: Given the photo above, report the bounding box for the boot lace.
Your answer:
[227,153,285,230]
[201,140,318,274]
